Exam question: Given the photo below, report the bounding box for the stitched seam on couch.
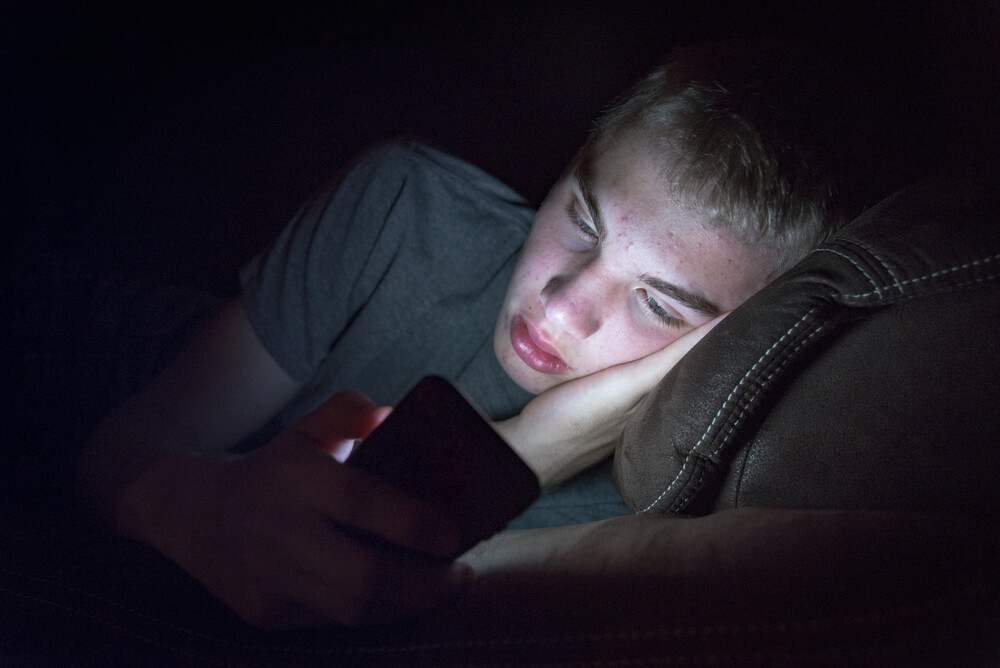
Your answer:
[816,247,1000,304]
[672,318,831,515]
[815,247,883,298]
[842,236,908,293]
[638,308,826,515]
[841,270,1000,306]
[1,566,990,659]
[840,236,1000,301]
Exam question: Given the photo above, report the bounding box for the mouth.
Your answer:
[510,314,570,375]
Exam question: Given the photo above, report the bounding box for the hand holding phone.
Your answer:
[347,376,540,555]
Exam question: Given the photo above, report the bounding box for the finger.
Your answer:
[268,414,464,556]
[219,519,469,629]
[623,311,731,389]
[373,405,393,426]
[328,466,464,557]
[281,521,474,627]
[556,311,730,421]
[293,391,384,454]
[275,450,463,558]
[647,311,728,364]
[329,405,394,462]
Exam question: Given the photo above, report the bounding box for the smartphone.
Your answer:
[347,376,540,555]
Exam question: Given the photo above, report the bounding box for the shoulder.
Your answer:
[349,138,534,226]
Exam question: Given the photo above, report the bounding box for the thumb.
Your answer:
[292,391,386,456]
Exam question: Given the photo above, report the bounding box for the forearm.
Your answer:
[76,298,300,534]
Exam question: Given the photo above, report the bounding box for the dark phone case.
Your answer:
[347,376,540,553]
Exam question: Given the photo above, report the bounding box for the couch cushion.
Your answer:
[614,175,1000,519]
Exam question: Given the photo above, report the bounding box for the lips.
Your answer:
[510,314,570,375]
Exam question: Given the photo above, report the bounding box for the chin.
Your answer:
[502,357,568,395]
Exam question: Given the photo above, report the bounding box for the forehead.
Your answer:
[578,129,680,215]
[577,130,709,242]
[572,131,780,310]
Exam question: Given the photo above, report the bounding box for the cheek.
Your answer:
[521,248,557,283]
[579,321,682,373]
[511,226,566,287]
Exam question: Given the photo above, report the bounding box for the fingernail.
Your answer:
[451,561,477,587]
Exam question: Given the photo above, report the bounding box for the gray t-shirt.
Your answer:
[239,139,630,526]
[239,140,535,441]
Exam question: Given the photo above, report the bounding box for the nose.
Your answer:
[540,261,605,340]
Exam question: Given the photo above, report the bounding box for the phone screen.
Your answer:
[347,376,540,554]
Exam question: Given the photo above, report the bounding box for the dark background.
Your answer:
[0,7,997,660]
[4,1,998,296]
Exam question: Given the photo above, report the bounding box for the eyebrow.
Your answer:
[639,274,720,318]
[574,163,721,319]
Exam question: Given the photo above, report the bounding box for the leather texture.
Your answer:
[615,174,1000,519]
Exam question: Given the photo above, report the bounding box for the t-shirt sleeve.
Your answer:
[240,142,418,381]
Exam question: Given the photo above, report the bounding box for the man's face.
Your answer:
[493,131,780,395]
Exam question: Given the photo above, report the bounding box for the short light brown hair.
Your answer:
[581,41,846,274]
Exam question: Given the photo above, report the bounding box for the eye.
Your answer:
[637,288,686,328]
[564,201,599,245]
